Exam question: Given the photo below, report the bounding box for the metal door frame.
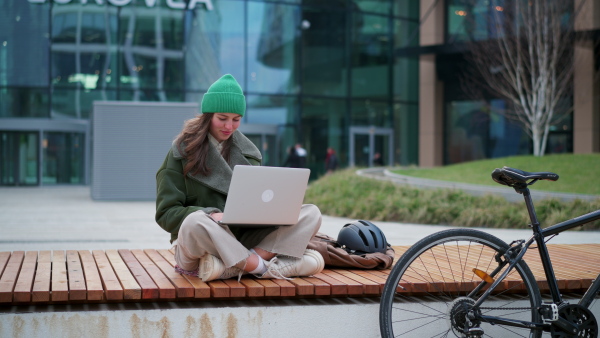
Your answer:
[349,126,394,167]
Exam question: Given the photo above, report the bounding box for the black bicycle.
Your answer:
[379,166,600,337]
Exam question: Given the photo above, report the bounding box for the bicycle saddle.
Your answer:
[492,166,559,187]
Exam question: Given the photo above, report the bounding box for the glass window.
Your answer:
[301,97,347,178]
[52,89,116,119]
[42,132,84,184]
[394,0,420,19]
[351,13,390,99]
[354,0,391,15]
[0,1,50,87]
[0,87,49,118]
[393,102,418,165]
[119,6,185,94]
[246,94,298,126]
[184,1,245,92]
[248,2,300,95]
[351,99,391,127]
[0,131,39,186]
[301,7,348,97]
[393,56,418,102]
[445,99,529,164]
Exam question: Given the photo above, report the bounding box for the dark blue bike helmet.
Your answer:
[337,220,388,254]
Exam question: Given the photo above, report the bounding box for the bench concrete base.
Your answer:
[1,298,381,338]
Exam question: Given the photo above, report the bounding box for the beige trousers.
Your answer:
[174,204,322,270]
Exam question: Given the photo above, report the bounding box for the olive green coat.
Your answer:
[155,131,262,243]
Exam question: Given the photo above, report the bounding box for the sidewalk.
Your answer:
[1,185,600,253]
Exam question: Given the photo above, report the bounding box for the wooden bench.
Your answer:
[1,244,599,305]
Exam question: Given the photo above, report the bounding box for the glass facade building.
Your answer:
[1,0,420,185]
[2,0,596,186]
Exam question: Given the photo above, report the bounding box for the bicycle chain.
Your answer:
[479,307,532,311]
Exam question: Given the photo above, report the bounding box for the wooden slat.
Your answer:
[286,276,314,296]
[155,249,211,298]
[301,276,331,296]
[51,251,69,302]
[320,269,363,295]
[131,250,176,299]
[105,250,141,300]
[32,251,51,302]
[13,251,38,302]
[79,250,104,301]
[13,251,37,302]
[66,250,87,301]
[222,279,246,298]
[333,269,380,295]
[313,272,347,295]
[271,279,296,297]
[118,249,159,299]
[207,280,231,298]
[254,278,282,297]
[0,252,11,277]
[93,250,123,300]
[0,252,25,303]
[239,278,264,297]
[144,249,193,298]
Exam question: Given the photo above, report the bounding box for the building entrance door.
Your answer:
[0,131,39,186]
[349,126,393,167]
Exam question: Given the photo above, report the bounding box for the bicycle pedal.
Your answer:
[466,327,484,337]
[540,303,559,323]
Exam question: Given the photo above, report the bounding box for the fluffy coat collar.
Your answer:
[171,130,262,194]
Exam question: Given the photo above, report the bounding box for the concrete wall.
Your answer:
[91,101,198,200]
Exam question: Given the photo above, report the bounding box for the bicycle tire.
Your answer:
[380,228,542,337]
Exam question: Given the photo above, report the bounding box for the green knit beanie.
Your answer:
[201,74,246,116]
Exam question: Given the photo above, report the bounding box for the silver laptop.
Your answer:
[218,165,310,226]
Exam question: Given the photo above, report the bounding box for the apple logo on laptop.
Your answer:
[262,189,274,202]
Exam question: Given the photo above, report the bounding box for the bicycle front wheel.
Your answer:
[380,229,542,337]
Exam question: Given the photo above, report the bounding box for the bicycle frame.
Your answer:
[470,186,600,331]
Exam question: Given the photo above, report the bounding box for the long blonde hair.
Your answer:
[174,113,233,176]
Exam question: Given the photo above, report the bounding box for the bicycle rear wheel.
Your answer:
[380,228,542,337]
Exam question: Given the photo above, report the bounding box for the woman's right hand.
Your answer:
[210,212,224,222]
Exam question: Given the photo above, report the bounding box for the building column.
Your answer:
[419,55,444,167]
[574,0,600,153]
[418,0,445,167]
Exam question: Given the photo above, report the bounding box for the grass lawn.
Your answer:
[391,154,600,195]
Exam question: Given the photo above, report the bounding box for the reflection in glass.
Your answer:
[246,95,297,126]
[43,132,84,184]
[185,1,244,93]
[250,2,299,94]
[351,13,389,99]
[0,87,49,118]
[301,98,346,177]
[301,7,348,97]
[445,100,529,164]
[350,99,390,127]
[393,102,418,166]
[0,132,39,186]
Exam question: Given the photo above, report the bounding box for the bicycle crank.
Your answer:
[551,304,598,337]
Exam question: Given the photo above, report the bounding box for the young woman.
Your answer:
[155,74,324,281]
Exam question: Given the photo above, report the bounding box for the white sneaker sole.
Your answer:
[303,249,325,275]
[199,254,224,282]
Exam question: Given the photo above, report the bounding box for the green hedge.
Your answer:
[304,170,600,230]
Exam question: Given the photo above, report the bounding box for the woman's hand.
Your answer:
[209,212,224,222]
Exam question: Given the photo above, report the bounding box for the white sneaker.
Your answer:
[198,254,243,282]
[259,249,325,279]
